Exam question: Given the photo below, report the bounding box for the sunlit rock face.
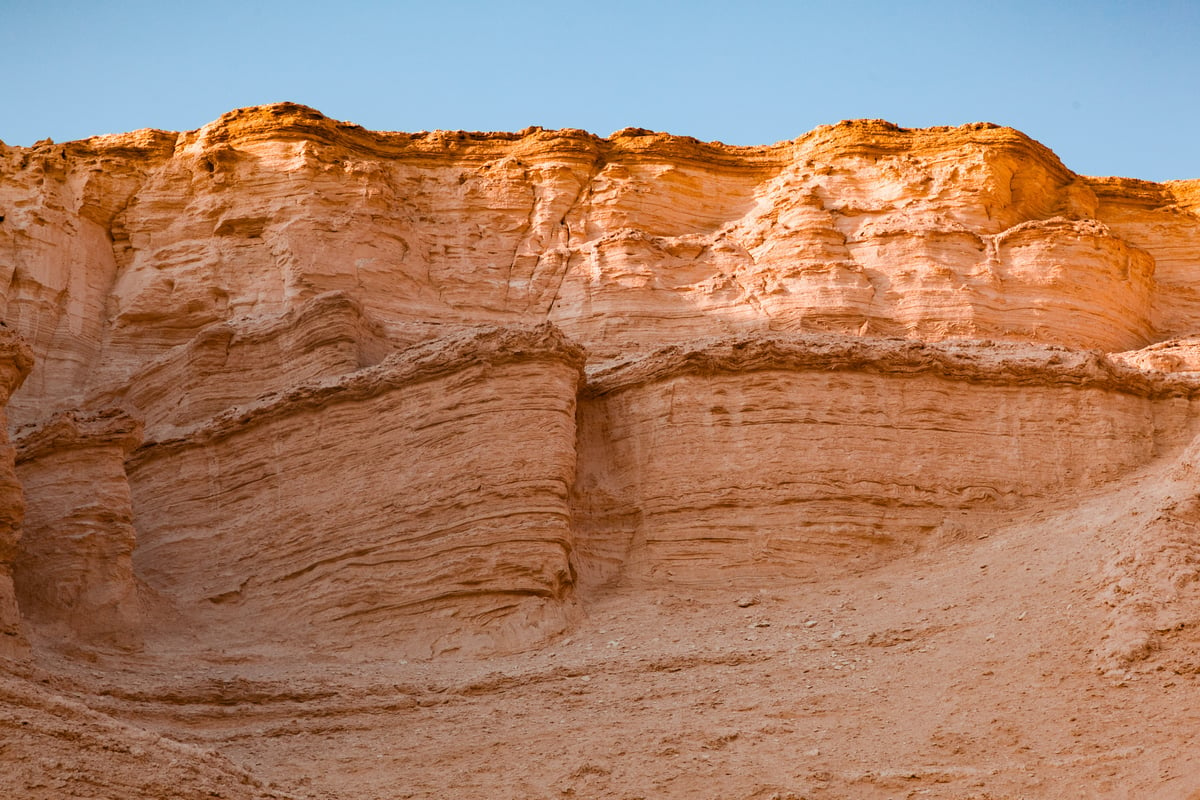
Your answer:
[5,104,1196,423]
[1,103,1199,661]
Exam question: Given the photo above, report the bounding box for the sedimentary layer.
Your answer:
[572,334,1200,587]
[13,410,143,651]
[80,290,393,439]
[4,104,1199,428]
[0,671,289,800]
[4,105,1200,799]
[0,330,33,658]
[125,325,584,657]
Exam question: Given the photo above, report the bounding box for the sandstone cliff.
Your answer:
[3,105,1200,798]
[5,103,1200,427]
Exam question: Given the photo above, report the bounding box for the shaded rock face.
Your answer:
[126,326,584,657]
[0,331,33,659]
[573,343,1166,588]
[1,103,1199,667]
[13,411,143,651]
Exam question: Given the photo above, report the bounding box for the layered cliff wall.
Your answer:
[125,325,583,657]
[1,104,1199,667]
[573,335,1200,588]
[4,103,1199,428]
[13,410,143,651]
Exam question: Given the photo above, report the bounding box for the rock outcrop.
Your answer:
[0,671,288,800]
[573,335,1200,588]
[4,104,1199,427]
[3,103,1200,657]
[4,104,1200,798]
[82,290,393,439]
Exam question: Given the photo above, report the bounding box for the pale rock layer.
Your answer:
[82,290,393,439]
[3,104,1198,428]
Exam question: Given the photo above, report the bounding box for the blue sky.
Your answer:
[2,0,1197,181]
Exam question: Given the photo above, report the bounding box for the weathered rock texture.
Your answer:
[3,105,1200,798]
[13,410,143,651]
[2,102,1200,655]
[0,330,33,659]
[574,335,1200,588]
[127,324,583,657]
[83,290,393,439]
[0,671,289,800]
[4,104,1199,427]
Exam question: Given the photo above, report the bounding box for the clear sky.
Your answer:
[2,0,1197,181]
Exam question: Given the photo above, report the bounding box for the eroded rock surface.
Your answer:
[3,105,1200,798]
[126,324,583,657]
[0,330,33,659]
[573,335,1197,588]
[4,104,1199,425]
[14,410,143,651]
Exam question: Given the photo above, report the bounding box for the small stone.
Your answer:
[805,620,818,628]
[736,596,760,608]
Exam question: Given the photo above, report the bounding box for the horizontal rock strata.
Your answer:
[126,325,585,657]
[81,291,393,438]
[0,331,33,659]
[13,410,143,651]
[0,672,283,800]
[2,105,1199,668]
[572,335,1199,586]
[4,105,1199,428]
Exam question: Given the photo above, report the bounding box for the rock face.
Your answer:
[126,324,583,657]
[3,104,1200,797]
[1,103,1199,655]
[573,335,1195,588]
[4,104,1199,428]
[0,330,33,659]
[13,410,143,651]
[83,290,393,439]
